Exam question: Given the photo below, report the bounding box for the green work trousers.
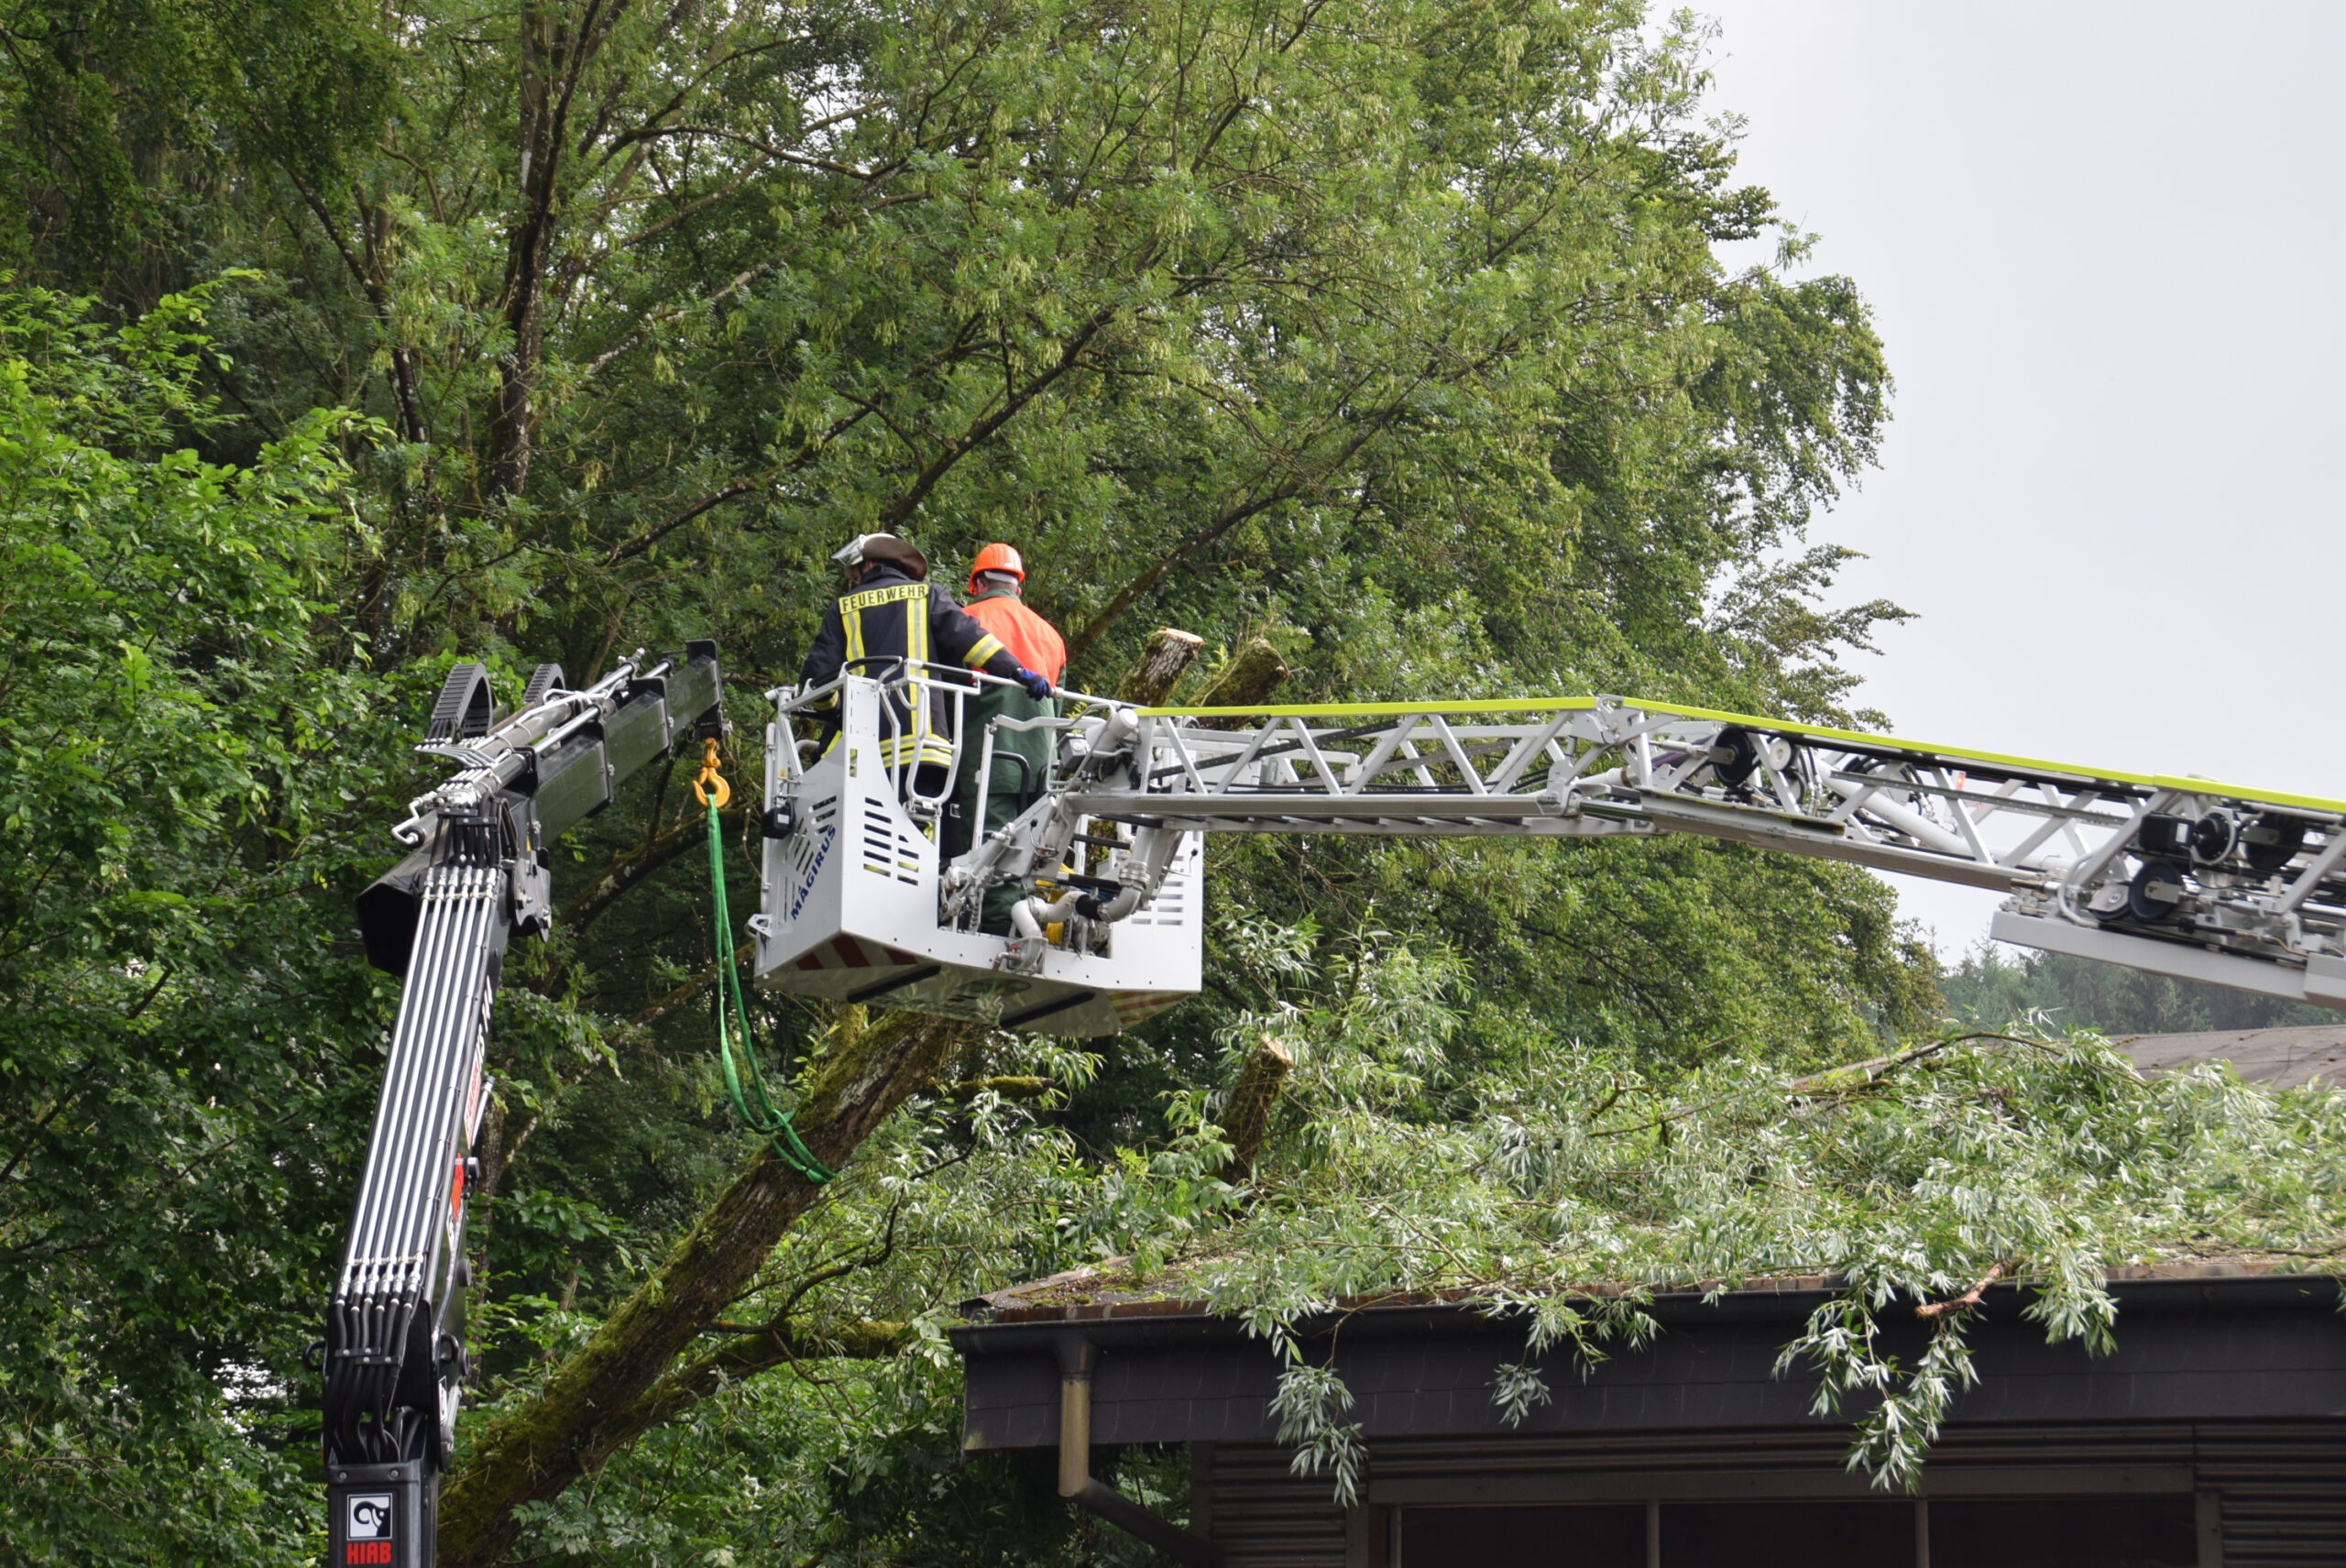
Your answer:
[943,685,1057,933]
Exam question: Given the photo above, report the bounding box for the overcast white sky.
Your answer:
[1692,2,2346,957]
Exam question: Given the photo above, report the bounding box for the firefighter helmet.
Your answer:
[831,532,927,580]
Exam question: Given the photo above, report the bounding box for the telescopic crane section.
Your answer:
[752,675,2346,1029]
[327,645,724,1568]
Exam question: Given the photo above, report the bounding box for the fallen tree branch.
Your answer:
[1589,1032,2063,1142]
[1790,1032,2060,1097]
[1917,1263,2005,1320]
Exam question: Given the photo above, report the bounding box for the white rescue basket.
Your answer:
[750,672,1201,1035]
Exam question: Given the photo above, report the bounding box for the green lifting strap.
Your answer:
[705,795,834,1183]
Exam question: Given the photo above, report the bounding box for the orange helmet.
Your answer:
[967,542,1025,596]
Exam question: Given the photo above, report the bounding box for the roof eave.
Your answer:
[948,1267,2343,1357]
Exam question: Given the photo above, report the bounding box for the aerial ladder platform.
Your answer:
[325,652,2345,1564]
[751,666,2346,1032]
[329,647,723,1568]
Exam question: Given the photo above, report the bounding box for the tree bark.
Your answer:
[436,1006,969,1568]
[485,0,629,503]
[1192,638,1290,727]
[484,2,556,502]
[1113,627,1204,707]
[1218,1034,1293,1182]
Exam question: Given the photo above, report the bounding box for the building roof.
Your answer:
[950,1032,2346,1452]
[2116,1023,2346,1089]
[956,1255,2323,1330]
[951,1263,2346,1452]
[950,1031,2343,1347]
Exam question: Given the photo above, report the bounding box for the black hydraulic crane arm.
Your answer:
[324,642,723,1568]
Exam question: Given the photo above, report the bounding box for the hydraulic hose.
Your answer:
[1011,825,1177,938]
[1012,890,1086,940]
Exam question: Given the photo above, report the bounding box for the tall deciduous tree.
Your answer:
[0,3,1946,1563]
[0,280,391,1563]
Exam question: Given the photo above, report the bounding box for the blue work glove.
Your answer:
[1018,669,1055,701]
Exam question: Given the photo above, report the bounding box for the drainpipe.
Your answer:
[1055,1333,1223,1568]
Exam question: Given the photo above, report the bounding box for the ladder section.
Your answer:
[1054,696,2346,1011]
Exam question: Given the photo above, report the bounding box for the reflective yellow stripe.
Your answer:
[840,583,928,611]
[1140,697,1600,719]
[963,632,1004,668]
[827,583,971,774]
[877,731,954,768]
[1132,695,2346,815]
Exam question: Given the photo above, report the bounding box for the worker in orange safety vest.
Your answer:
[960,543,1065,685]
[943,543,1069,929]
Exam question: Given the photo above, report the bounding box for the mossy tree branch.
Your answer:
[437,1006,969,1568]
[1193,638,1290,727]
[619,1317,910,1434]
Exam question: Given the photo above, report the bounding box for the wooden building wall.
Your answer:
[1191,1420,2346,1567]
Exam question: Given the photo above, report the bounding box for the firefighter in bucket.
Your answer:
[797,533,1055,807]
[944,543,1069,930]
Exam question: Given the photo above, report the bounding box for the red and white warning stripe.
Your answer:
[1109,991,1190,1027]
[790,934,920,972]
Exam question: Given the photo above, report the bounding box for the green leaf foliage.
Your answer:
[1943,940,2343,1036]
[0,279,389,1564]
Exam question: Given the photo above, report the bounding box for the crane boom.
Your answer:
[756,673,2346,1024]
[325,645,724,1568]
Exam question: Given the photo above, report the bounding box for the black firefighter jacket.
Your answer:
[797,565,1029,771]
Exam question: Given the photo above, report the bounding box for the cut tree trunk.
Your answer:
[436,1007,967,1568]
[1219,1034,1294,1182]
[1193,638,1289,727]
[1114,627,1205,706]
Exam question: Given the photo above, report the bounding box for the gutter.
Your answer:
[950,1268,2345,1358]
[1052,1332,1222,1568]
